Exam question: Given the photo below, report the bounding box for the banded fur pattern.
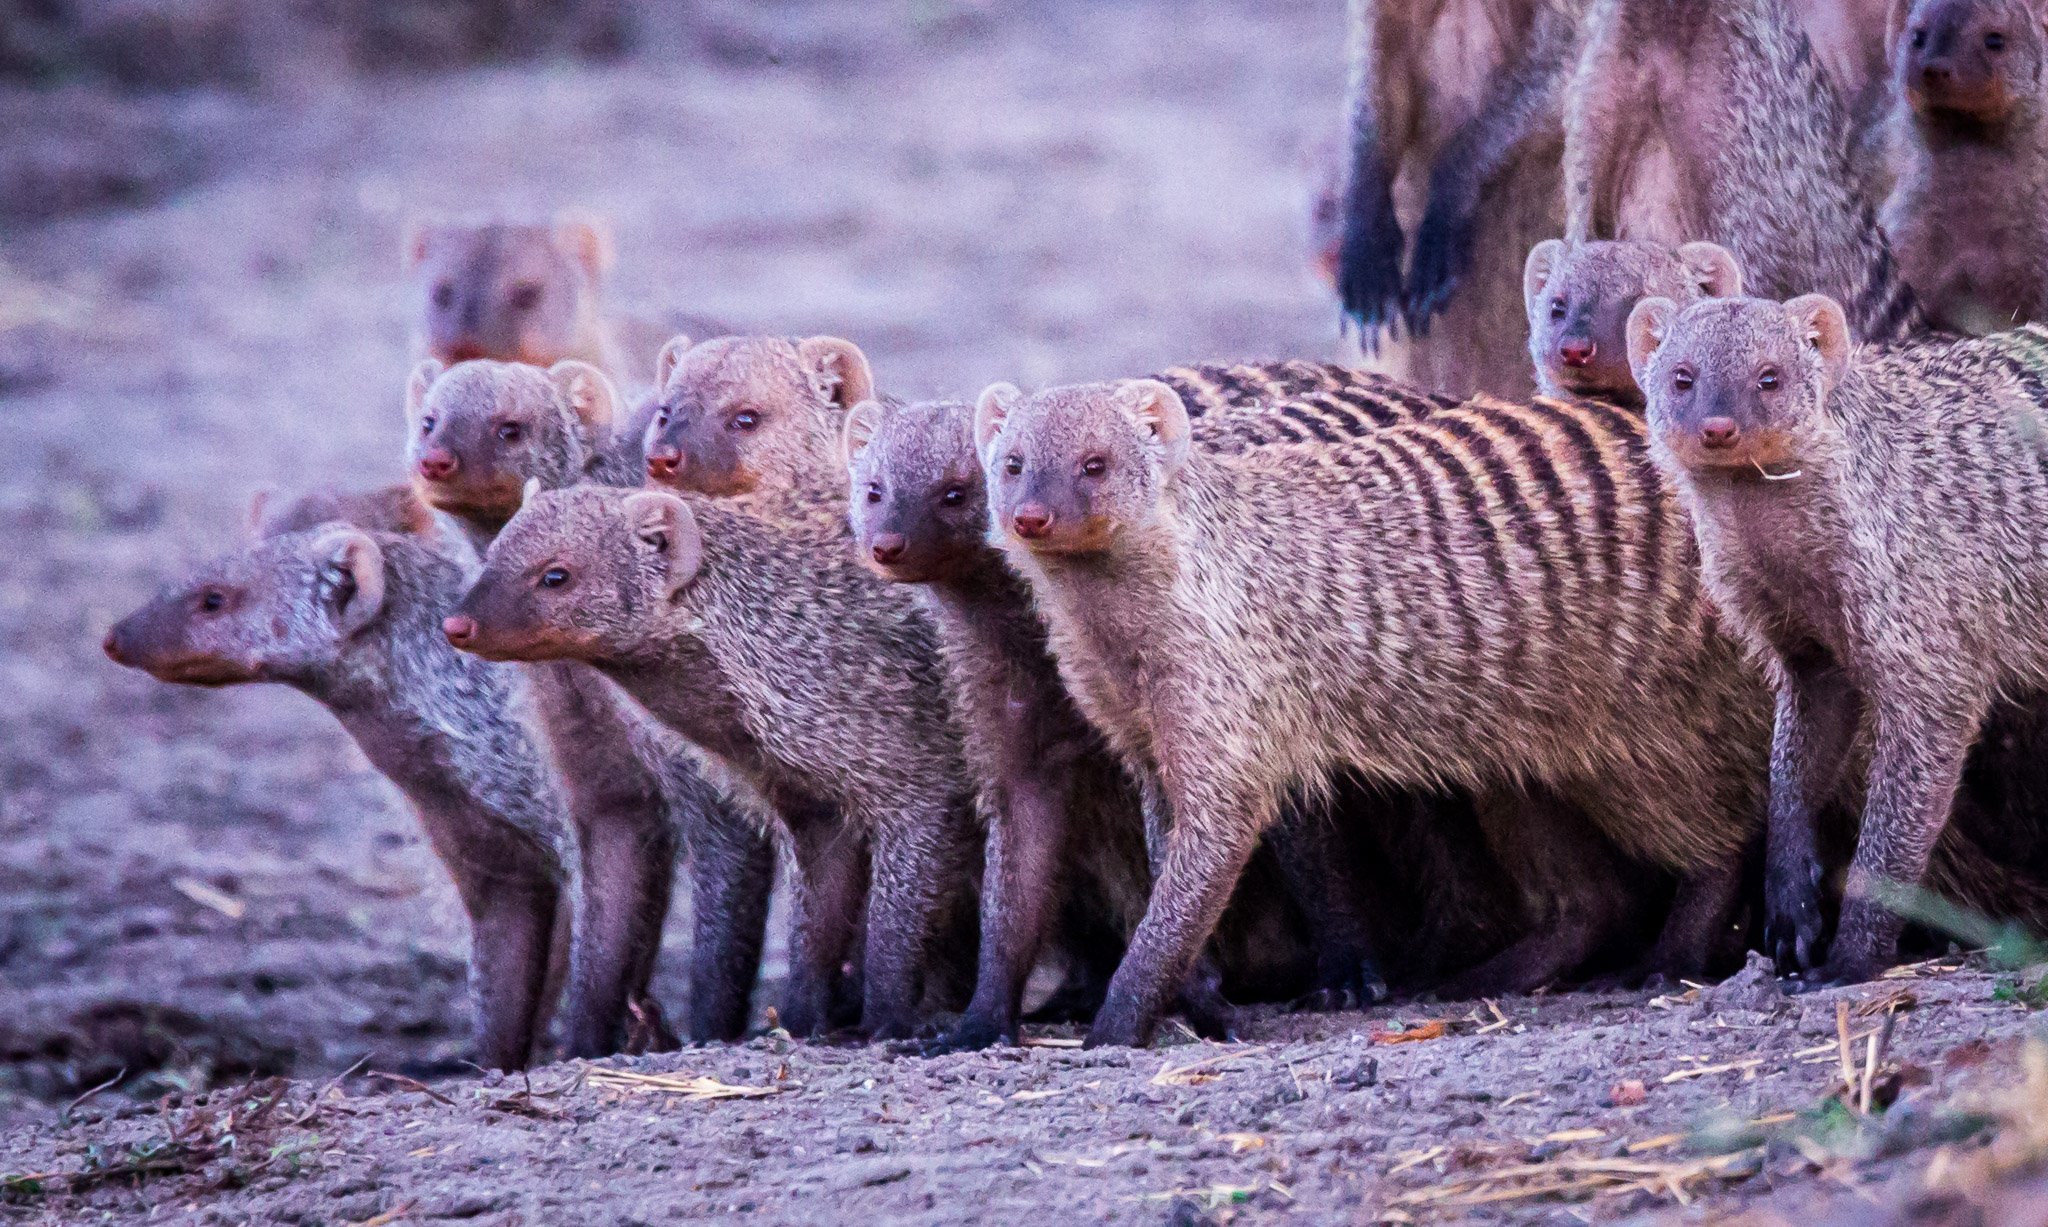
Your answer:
[1156,360,1461,450]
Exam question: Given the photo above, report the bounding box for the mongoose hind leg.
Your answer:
[1765,648,1865,979]
[861,802,979,1041]
[1265,807,1387,1011]
[778,809,869,1038]
[683,792,776,1042]
[441,835,563,1072]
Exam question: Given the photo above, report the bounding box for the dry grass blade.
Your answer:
[1021,1036,1084,1048]
[1660,1057,1763,1083]
[172,876,247,919]
[1387,1148,1765,1212]
[1372,1020,1448,1045]
[1150,1045,1269,1087]
[585,1069,784,1100]
[367,1071,453,1106]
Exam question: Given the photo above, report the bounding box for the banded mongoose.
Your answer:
[1333,0,1560,397]
[406,357,775,1050]
[103,493,568,1071]
[445,484,983,1041]
[1628,292,2048,983]
[402,212,727,393]
[1523,239,1747,405]
[1880,0,2048,334]
[1563,0,1927,344]
[976,378,1771,1045]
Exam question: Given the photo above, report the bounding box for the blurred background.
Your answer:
[0,0,1349,1117]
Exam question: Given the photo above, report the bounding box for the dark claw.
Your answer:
[917,1018,1007,1057]
[1335,185,1407,353]
[1404,200,1479,336]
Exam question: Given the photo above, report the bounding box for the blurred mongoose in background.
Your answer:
[406,357,774,1051]
[1564,0,1927,344]
[446,484,981,1041]
[1880,0,2048,334]
[103,493,569,1071]
[1629,293,2048,984]
[976,378,1770,1046]
[1522,239,1746,405]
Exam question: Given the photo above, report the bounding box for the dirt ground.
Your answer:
[5,2,2048,1223]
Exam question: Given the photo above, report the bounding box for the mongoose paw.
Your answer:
[861,1012,920,1044]
[1336,198,1406,351]
[1082,1003,1157,1050]
[1403,202,1477,335]
[917,1016,1011,1057]
[1764,871,1827,976]
[1291,962,1390,1013]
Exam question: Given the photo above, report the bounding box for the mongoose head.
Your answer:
[403,214,612,367]
[1628,294,1852,476]
[1523,239,1745,406]
[104,525,392,688]
[405,358,618,528]
[446,485,681,664]
[974,379,1191,556]
[644,335,873,497]
[841,398,986,583]
[1889,0,2048,125]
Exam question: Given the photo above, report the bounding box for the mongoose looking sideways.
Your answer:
[1629,292,2048,983]
[445,484,982,1040]
[1523,238,1746,405]
[977,378,1771,1045]
[1880,0,2048,334]
[407,357,775,1050]
[103,491,569,1071]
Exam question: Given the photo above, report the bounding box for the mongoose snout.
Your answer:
[645,443,683,482]
[1698,417,1741,449]
[442,614,478,646]
[1011,505,1055,540]
[1559,339,1596,367]
[869,533,908,564]
[416,447,460,482]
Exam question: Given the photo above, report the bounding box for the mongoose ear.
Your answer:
[1676,242,1744,300]
[521,477,542,508]
[401,218,438,272]
[655,334,693,391]
[553,210,615,282]
[1626,297,1679,390]
[622,491,703,599]
[1523,239,1566,314]
[1116,380,1192,478]
[840,399,886,470]
[406,358,446,424]
[246,487,277,540]
[974,383,1023,466]
[312,526,387,640]
[796,337,875,412]
[548,360,618,435]
[1784,295,1852,392]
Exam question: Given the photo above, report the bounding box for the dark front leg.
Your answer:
[1089,769,1269,1049]
[1827,688,1986,984]
[1638,853,1747,986]
[1765,652,1864,976]
[562,773,679,1058]
[1266,807,1385,1011]
[436,824,564,1072]
[681,781,776,1043]
[862,800,976,1041]
[779,807,866,1038]
[932,774,1072,1053]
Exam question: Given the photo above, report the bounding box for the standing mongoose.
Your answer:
[1880,0,2048,334]
[1523,239,1746,404]
[976,378,1771,1046]
[444,485,983,1041]
[1563,0,1927,344]
[103,494,569,1071]
[1629,293,2048,983]
[406,357,775,1051]
[1333,0,1561,398]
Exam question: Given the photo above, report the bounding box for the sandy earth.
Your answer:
[4,2,2048,1223]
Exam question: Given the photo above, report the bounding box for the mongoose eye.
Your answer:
[1912,28,1927,49]
[1004,456,1024,476]
[419,414,437,435]
[540,567,570,589]
[431,282,454,310]
[1673,367,1695,392]
[1550,297,1567,321]
[496,421,524,442]
[1081,456,1107,478]
[1986,31,2006,51]
[199,589,227,613]
[508,282,543,312]
[940,486,967,507]
[655,409,671,429]
[729,411,759,432]
[1757,367,1780,391]
[866,483,884,505]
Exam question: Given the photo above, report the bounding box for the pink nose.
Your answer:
[443,615,478,646]
[417,449,459,481]
[1559,339,1596,368]
[1012,506,1054,539]
[1699,417,1740,449]
[871,534,907,564]
[646,446,682,481]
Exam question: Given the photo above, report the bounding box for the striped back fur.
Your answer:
[1156,360,1461,451]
